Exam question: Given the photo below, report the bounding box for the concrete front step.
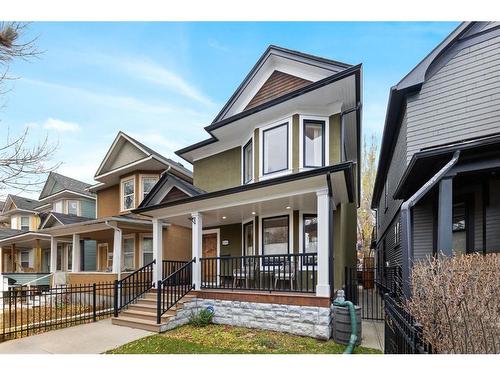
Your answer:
[111,316,162,332]
[121,308,175,323]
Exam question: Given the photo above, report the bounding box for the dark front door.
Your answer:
[453,195,475,254]
[202,233,218,282]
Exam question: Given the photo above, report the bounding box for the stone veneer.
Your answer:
[160,297,332,340]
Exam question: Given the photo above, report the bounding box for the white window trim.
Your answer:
[140,234,154,267]
[258,117,293,181]
[139,174,159,204]
[122,234,136,270]
[241,217,256,256]
[298,210,319,271]
[241,134,254,185]
[120,176,136,212]
[299,115,329,171]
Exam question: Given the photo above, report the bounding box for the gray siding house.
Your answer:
[372,21,500,295]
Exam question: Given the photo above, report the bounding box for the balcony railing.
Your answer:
[200,253,317,293]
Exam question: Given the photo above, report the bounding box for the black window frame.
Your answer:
[243,138,253,184]
[262,122,289,176]
[261,214,290,259]
[302,213,318,266]
[302,119,326,168]
[242,220,254,256]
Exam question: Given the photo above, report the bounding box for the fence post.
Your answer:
[156,281,162,324]
[92,283,97,322]
[113,280,119,317]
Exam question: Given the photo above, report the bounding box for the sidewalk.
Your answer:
[361,320,384,351]
[0,318,153,354]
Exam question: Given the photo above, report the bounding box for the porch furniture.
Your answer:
[233,258,257,288]
[273,260,296,290]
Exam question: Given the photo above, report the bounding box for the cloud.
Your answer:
[43,118,81,132]
[208,38,229,52]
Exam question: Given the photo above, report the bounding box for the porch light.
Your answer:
[285,206,291,210]
[222,216,227,220]
[251,211,256,215]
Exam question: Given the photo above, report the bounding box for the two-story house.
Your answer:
[372,22,500,296]
[37,131,193,285]
[131,45,362,339]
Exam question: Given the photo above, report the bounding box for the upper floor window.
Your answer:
[53,200,63,213]
[141,176,158,201]
[20,216,30,231]
[67,200,79,216]
[303,120,325,168]
[121,177,135,211]
[243,139,253,184]
[263,123,288,175]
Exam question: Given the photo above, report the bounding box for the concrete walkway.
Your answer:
[0,318,153,354]
[361,320,384,351]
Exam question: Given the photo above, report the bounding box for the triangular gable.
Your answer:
[2,195,17,213]
[212,45,351,123]
[160,186,190,204]
[244,70,312,110]
[39,213,63,229]
[95,132,150,178]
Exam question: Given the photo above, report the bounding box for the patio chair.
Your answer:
[233,258,257,289]
[274,260,295,291]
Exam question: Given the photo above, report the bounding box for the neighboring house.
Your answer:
[131,45,362,338]
[34,131,193,285]
[371,22,500,296]
[0,172,96,284]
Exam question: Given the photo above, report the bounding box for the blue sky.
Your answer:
[0,22,459,199]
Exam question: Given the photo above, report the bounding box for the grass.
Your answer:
[107,324,381,354]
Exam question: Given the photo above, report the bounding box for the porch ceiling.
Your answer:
[0,233,51,248]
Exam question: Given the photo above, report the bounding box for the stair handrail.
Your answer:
[156,258,195,324]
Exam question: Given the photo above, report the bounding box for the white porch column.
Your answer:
[72,234,81,272]
[112,227,122,279]
[152,218,163,286]
[0,246,3,274]
[316,189,330,297]
[191,212,203,290]
[50,236,58,273]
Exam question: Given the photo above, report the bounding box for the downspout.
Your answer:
[400,150,460,298]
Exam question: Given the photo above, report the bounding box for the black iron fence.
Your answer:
[114,260,155,316]
[0,282,115,342]
[157,259,194,324]
[384,293,432,354]
[162,260,189,279]
[200,253,317,293]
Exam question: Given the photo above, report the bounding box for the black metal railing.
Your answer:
[162,260,189,279]
[1,282,114,343]
[200,253,317,293]
[156,259,194,324]
[114,260,155,316]
[384,293,432,354]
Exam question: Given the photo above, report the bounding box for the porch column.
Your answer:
[72,234,81,272]
[50,236,58,273]
[112,227,122,279]
[0,246,3,273]
[316,189,330,297]
[191,212,203,291]
[152,218,163,286]
[437,177,453,256]
[34,239,42,273]
[11,244,16,272]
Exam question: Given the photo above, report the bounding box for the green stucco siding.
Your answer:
[193,147,241,192]
[329,114,341,164]
[218,224,242,257]
[332,202,357,290]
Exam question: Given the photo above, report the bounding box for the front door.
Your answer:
[452,196,474,254]
[202,232,218,283]
[41,249,50,273]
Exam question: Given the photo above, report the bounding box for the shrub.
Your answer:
[189,307,215,327]
[407,253,499,354]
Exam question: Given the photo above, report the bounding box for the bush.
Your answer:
[407,253,499,354]
[189,307,214,327]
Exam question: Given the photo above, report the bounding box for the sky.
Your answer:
[0,21,459,199]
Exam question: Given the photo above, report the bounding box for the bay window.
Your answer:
[303,120,325,168]
[262,123,288,175]
[141,176,158,201]
[121,177,135,211]
[243,139,253,184]
[67,200,79,215]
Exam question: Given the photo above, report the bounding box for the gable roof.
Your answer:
[39,172,94,200]
[0,228,26,240]
[2,194,40,213]
[371,22,485,208]
[40,211,92,230]
[94,131,192,182]
[212,45,352,123]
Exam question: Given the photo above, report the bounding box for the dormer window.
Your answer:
[303,120,325,168]
[67,200,79,216]
[121,177,135,211]
[20,216,30,231]
[53,200,63,213]
[262,122,289,175]
[243,139,253,184]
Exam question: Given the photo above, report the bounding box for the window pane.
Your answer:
[243,141,253,183]
[453,203,466,231]
[142,177,157,199]
[244,222,254,255]
[68,200,78,215]
[122,179,135,210]
[21,216,29,230]
[123,180,134,195]
[54,201,63,213]
[123,238,135,270]
[57,245,63,271]
[142,237,153,265]
[21,251,29,268]
[304,121,324,167]
[263,124,288,174]
[263,216,289,255]
[67,245,73,270]
[304,215,318,253]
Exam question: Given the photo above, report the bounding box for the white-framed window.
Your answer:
[261,122,289,176]
[262,215,290,256]
[243,220,254,256]
[242,138,253,184]
[141,176,158,201]
[21,251,30,268]
[122,235,135,271]
[141,235,153,266]
[67,200,79,216]
[53,200,63,213]
[20,216,30,231]
[303,120,325,168]
[121,177,135,211]
[303,214,318,254]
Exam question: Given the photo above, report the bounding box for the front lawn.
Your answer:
[107,324,381,354]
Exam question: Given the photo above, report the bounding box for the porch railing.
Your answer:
[114,260,155,316]
[200,253,317,293]
[162,260,189,279]
[156,259,194,324]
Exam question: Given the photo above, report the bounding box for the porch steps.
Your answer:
[111,292,196,332]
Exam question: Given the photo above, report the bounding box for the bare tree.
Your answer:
[0,22,59,195]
